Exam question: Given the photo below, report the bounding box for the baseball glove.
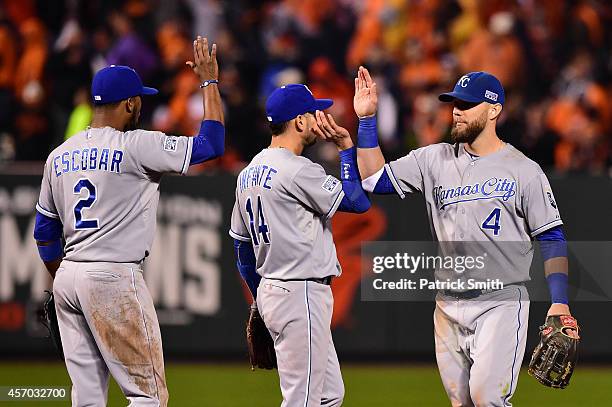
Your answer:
[528,315,579,389]
[41,290,64,360]
[246,303,277,370]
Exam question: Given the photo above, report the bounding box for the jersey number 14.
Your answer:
[245,195,270,246]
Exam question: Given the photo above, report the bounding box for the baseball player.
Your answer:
[354,67,576,406]
[230,84,371,406]
[33,37,224,406]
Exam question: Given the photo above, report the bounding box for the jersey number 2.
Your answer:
[245,196,270,246]
[481,207,501,236]
[73,178,99,229]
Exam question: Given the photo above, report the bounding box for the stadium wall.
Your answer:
[0,173,610,360]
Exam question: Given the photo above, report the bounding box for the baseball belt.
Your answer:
[268,276,334,286]
[441,283,524,299]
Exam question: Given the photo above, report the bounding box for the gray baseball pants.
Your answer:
[257,278,345,407]
[53,260,168,406]
[434,285,529,407]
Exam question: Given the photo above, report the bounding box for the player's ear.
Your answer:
[125,98,134,113]
[489,103,502,120]
[294,114,306,132]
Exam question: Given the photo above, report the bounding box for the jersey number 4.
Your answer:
[73,178,99,230]
[481,207,501,236]
[245,195,270,246]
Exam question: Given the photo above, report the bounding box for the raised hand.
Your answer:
[353,66,378,118]
[313,110,353,151]
[186,36,218,82]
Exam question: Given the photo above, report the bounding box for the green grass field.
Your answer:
[0,362,609,406]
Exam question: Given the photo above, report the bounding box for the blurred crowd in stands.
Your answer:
[0,0,610,174]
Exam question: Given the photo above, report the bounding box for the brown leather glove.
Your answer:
[40,290,64,360]
[246,303,277,370]
[528,315,580,389]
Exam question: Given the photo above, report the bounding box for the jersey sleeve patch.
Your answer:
[163,136,179,152]
[546,190,557,209]
[321,175,341,193]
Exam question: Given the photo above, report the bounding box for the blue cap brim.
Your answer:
[142,86,159,96]
[313,99,333,110]
[438,92,482,103]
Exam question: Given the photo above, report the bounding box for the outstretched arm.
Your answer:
[354,67,422,197]
[354,66,385,179]
[187,36,224,124]
[186,36,225,164]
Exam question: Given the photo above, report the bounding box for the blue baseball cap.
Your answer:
[91,65,158,105]
[265,84,333,124]
[439,71,505,105]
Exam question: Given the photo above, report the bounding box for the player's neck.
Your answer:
[90,111,128,132]
[465,130,504,157]
[269,134,304,155]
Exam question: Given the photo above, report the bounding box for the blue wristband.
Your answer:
[546,272,569,304]
[357,116,378,148]
[37,240,63,262]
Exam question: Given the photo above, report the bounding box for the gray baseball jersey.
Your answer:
[378,142,562,283]
[36,126,193,262]
[230,148,344,280]
[364,142,560,405]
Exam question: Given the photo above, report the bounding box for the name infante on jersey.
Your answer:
[52,147,125,176]
[432,177,516,209]
[238,164,278,192]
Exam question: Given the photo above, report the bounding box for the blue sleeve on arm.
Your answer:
[357,116,378,148]
[536,226,569,304]
[34,212,64,262]
[337,147,371,213]
[37,240,63,262]
[189,120,225,165]
[234,239,261,299]
[373,169,396,194]
[536,226,567,260]
[34,212,63,242]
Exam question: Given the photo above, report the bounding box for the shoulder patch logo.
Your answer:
[547,191,557,209]
[321,175,340,193]
[163,136,178,152]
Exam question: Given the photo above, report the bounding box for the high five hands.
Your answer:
[186,36,218,82]
[354,66,378,118]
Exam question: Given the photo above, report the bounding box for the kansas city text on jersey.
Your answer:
[432,177,516,209]
[52,148,124,176]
